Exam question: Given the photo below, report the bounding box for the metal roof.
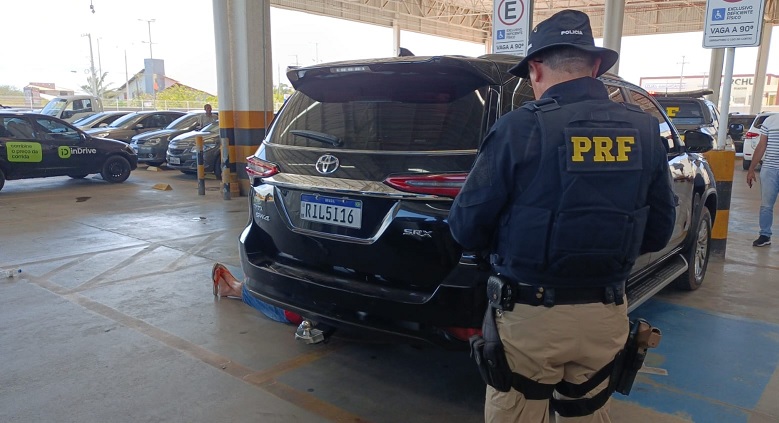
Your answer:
[271,0,778,44]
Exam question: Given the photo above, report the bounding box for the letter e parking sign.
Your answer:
[492,0,530,56]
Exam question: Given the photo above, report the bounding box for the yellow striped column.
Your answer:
[703,150,735,256]
[213,0,274,197]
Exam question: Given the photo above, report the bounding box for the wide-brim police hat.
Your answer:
[509,9,619,78]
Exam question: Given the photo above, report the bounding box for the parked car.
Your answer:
[39,95,103,122]
[130,111,215,166]
[742,112,776,170]
[654,95,721,149]
[727,113,756,153]
[84,110,185,143]
[239,54,717,347]
[72,111,132,130]
[0,112,138,191]
[165,121,221,178]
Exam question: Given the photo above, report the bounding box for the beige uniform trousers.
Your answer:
[484,299,629,423]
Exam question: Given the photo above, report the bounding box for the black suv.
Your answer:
[653,93,721,150]
[0,112,138,191]
[239,54,718,347]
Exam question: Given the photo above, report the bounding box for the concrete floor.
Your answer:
[0,161,776,423]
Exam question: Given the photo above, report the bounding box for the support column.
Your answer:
[393,20,401,56]
[707,49,725,105]
[750,21,772,114]
[212,0,274,197]
[603,0,626,74]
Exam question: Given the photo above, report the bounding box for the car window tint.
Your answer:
[629,90,675,150]
[144,114,164,128]
[33,117,81,142]
[110,113,139,128]
[507,79,534,112]
[656,99,708,126]
[4,118,36,139]
[168,114,198,129]
[269,90,486,151]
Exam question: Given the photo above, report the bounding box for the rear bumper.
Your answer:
[239,224,487,347]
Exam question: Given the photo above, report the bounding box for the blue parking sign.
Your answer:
[712,8,725,21]
[497,30,505,40]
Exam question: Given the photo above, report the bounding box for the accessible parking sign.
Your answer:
[492,0,530,56]
[703,0,765,48]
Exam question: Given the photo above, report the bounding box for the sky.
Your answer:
[1,0,778,96]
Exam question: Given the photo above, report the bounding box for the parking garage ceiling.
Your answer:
[271,0,778,44]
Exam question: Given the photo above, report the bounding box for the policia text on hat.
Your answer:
[448,9,676,423]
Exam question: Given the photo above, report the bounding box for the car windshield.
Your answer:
[40,99,67,116]
[167,114,200,130]
[108,113,141,128]
[202,121,220,134]
[73,113,105,126]
[657,99,709,125]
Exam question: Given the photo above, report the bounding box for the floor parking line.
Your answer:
[22,274,368,423]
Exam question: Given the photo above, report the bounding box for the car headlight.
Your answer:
[146,137,162,146]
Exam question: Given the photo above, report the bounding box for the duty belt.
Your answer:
[487,276,625,310]
[514,284,625,307]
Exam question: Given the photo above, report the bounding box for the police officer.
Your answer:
[449,10,676,423]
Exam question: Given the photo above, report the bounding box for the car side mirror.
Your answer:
[684,130,714,153]
[97,122,108,128]
[134,123,144,130]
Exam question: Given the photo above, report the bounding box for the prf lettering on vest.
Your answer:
[570,136,635,162]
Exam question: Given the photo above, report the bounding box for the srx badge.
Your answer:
[564,127,642,172]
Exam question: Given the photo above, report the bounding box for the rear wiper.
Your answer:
[290,130,343,147]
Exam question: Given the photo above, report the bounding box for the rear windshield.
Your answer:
[656,99,710,125]
[269,83,487,152]
[754,114,773,128]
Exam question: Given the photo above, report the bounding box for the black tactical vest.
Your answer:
[492,98,657,288]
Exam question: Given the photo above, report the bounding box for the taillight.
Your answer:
[745,131,759,139]
[383,173,468,198]
[444,327,482,342]
[246,155,279,178]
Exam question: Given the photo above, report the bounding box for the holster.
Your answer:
[469,305,513,392]
[615,318,662,395]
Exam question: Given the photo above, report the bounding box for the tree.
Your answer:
[0,85,23,96]
[156,84,218,106]
[81,72,113,97]
[273,82,294,110]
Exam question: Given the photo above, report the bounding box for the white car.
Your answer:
[742,112,777,170]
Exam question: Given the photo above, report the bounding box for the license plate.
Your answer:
[300,194,362,229]
[168,157,181,165]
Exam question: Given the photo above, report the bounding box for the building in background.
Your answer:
[640,74,779,113]
[23,83,75,106]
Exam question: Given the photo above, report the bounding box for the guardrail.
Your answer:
[2,96,286,113]
[0,96,213,112]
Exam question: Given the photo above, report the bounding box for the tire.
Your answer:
[675,207,712,291]
[743,159,751,170]
[68,174,89,179]
[0,167,5,192]
[101,156,131,183]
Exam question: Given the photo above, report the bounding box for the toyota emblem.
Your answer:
[315,154,340,175]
